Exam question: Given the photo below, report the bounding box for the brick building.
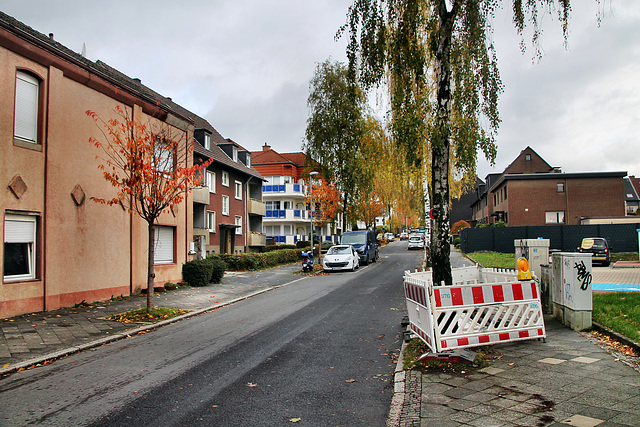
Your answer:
[472,147,627,226]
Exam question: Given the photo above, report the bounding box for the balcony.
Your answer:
[262,183,306,198]
[264,209,308,222]
[248,198,266,216]
[248,232,266,247]
[192,186,210,205]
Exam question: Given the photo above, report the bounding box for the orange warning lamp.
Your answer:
[517,257,532,280]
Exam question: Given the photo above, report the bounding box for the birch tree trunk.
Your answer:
[431,0,457,286]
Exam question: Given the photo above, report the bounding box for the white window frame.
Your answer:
[4,214,37,281]
[204,133,211,150]
[154,226,174,264]
[15,71,39,144]
[207,211,216,232]
[545,211,565,224]
[154,139,174,173]
[232,146,238,162]
[207,171,216,193]
[222,171,229,187]
[222,195,229,216]
[235,180,242,200]
[235,216,242,235]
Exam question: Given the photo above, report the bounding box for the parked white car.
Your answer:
[323,245,360,272]
[407,234,425,250]
[385,232,395,242]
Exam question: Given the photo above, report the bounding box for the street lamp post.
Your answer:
[309,171,319,258]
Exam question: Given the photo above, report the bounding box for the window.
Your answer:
[235,180,242,199]
[15,71,40,144]
[207,171,216,193]
[266,201,280,211]
[222,171,229,187]
[232,146,238,162]
[154,139,174,173]
[154,226,174,264]
[557,182,565,193]
[283,201,292,210]
[222,195,229,216]
[235,216,242,235]
[4,214,37,281]
[207,211,216,232]
[525,154,531,161]
[245,154,251,168]
[545,211,565,224]
[204,133,211,150]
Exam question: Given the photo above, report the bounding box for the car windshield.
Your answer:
[409,236,422,241]
[341,234,366,245]
[327,246,351,255]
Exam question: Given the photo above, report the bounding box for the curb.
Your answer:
[1,276,308,377]
[386,340,406,427]
[592,321,640,354]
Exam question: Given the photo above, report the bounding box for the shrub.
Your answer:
[205,249,302,272]
[265,244,297,252]
[296,240,311,249]
[182,259,212,287]
[205,257,226,283]
[454,237,461,247]
[451,220,471,235]
[494,221,507,228]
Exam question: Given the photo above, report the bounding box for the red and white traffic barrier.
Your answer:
[404,266,546,352]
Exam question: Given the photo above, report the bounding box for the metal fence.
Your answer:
[460,223,640,254]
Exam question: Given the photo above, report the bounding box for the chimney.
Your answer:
[48,33,54,40]
[262,143,271,152]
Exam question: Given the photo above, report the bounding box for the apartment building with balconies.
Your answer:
[192,119,265,255]
[252,145,312,245]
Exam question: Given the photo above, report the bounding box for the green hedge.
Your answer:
[208,249,301,271]
[182,259,212,287]
[205,257,226,283]
[264,244,297,252]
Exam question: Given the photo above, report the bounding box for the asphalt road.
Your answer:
[0,241,423,426]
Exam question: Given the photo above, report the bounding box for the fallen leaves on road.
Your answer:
[289,418,302,423]
[247,382,258,387]
[345,379,356,383]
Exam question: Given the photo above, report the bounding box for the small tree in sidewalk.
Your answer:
[86,106,212,312]
[306,180,341,260]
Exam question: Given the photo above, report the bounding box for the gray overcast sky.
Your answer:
[3,1,639,179]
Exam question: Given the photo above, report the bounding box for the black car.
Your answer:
[578,237,611,266]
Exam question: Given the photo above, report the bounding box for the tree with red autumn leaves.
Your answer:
[86,106,212,311]
[306,179,341,249]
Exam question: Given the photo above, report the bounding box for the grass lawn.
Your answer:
[465,250,640,343]
[592,293,640,343]
[465,251,515,269]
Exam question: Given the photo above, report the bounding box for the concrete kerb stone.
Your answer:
[0,275,309,377]
[386,339,407,427]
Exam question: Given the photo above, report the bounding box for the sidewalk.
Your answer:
[0,263,302,375]
[391,251,640,427]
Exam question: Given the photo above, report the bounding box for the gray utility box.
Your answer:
[514,238,550,279]
[551,253,593,331]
